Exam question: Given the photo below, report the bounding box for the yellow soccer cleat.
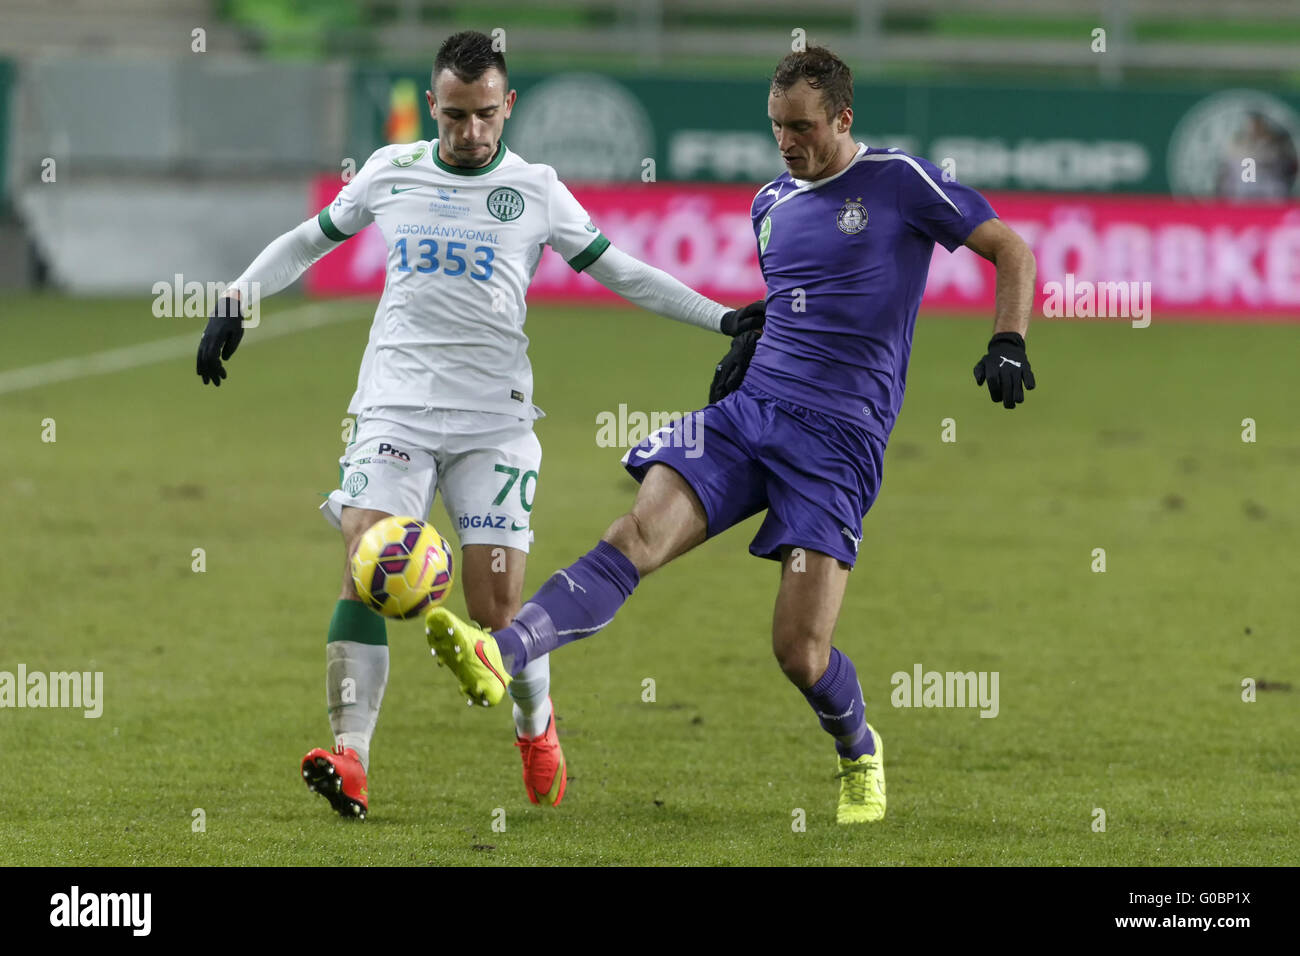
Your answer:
[835,723,886,824]
[425,607,512,707]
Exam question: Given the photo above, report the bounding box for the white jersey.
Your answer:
[319,140,609,419]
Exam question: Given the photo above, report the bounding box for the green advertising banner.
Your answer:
[350,66,1300,197]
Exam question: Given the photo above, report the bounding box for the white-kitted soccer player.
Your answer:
[196,31,764,819]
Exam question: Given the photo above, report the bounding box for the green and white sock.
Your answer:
[509,654,552,738]
[326,599,388,773]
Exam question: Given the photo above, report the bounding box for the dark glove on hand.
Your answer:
[709,328,761,404]
[720,299,766,337]
[973,331,1035,409]
[197,296,245,387]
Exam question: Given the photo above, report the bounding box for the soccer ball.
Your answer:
[351,516,454,619]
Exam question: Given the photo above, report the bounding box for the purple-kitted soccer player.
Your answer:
[425,46,1038,824]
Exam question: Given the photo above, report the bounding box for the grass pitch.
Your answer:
[0,295,1295,865]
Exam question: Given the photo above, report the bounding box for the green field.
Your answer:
[0,295,1295,866]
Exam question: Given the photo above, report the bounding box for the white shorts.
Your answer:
[321,407,541,552]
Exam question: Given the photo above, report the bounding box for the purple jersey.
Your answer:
[746,144,996,444]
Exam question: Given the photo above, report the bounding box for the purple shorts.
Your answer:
[621,381,884,567]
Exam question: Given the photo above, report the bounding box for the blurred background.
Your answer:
[0,0,1298,309]
[1,1,1297,867]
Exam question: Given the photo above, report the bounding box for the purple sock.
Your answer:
[493,540,640,676]
[802,647,874,759]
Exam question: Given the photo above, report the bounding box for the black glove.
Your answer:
[720,299,766,337]
[197,296,245,387]
[709,328,761,404]
[973,331,1035,409]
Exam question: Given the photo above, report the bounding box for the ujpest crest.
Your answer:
[836,198,868,235]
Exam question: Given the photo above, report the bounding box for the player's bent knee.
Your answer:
[602,512,660,575]
[774,653,821,689]
[600,514,636,563]
[773,640,831,689]
[604,464,707,573]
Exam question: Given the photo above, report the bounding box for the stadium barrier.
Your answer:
[351,68,1300,198]
[308,179,1300,321]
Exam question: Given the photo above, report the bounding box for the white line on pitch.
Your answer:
[0,301,367,396]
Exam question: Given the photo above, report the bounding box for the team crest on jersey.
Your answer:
[486,187,525,222]
[759,215,772,254]
[343,472,369,497]
[390,145,428,168]
[836,197,868,235]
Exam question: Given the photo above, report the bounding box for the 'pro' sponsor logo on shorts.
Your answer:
[351,442,412,472]
[375,442,411,461]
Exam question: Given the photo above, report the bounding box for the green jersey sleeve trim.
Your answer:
[567,234,610,273]
[317,207,352,242]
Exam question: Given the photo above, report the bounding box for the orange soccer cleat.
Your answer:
[515,700,567,807]
[301,745,369,820]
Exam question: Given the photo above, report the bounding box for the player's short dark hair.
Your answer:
[771,46,853,120]
[433,31,507,88]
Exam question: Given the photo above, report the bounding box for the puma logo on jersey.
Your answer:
[998,356,1022,368]
[763,186,783,200]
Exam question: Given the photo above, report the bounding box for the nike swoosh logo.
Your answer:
[510,520,529,531]
[419,545,440,581]
[390,185,421,194]
[545,765,565,802]
[474,640,507,688]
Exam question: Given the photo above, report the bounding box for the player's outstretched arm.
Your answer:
[964,218,1038,409]
[582,243,764,337]
[196,217,343,387]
